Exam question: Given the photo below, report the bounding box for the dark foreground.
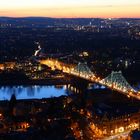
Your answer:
[0,88,140,140]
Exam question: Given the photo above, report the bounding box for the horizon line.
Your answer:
[1,16,140,19]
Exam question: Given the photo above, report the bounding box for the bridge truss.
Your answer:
[100,71,136,93]
[71,62,95,78]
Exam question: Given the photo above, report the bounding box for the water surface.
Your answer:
[0,85,67,100]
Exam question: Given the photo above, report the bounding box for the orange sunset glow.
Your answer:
[0,0,140,18]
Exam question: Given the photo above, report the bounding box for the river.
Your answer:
[0,85,68,100]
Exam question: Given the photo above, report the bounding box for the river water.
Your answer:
[0,83,139,101]
[0,85,68,100]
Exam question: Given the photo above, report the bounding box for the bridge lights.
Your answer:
[97,77,100,80]
[90,77,94,81]
[123,88,127,92]
[118,127,124,133]
[71,68,74,71]
[127,95,130,98]
[108,84,112,87]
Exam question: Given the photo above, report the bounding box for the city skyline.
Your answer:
[1,0,140,18]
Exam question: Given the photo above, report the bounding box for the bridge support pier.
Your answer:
[67,75,90,108]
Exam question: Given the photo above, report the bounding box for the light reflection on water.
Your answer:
[0,83,139,101]
[0,85,67,101]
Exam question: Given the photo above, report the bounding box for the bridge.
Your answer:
[40,59,140,100]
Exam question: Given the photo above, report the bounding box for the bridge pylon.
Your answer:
[100,71,136,93]
[71,62,95,78]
